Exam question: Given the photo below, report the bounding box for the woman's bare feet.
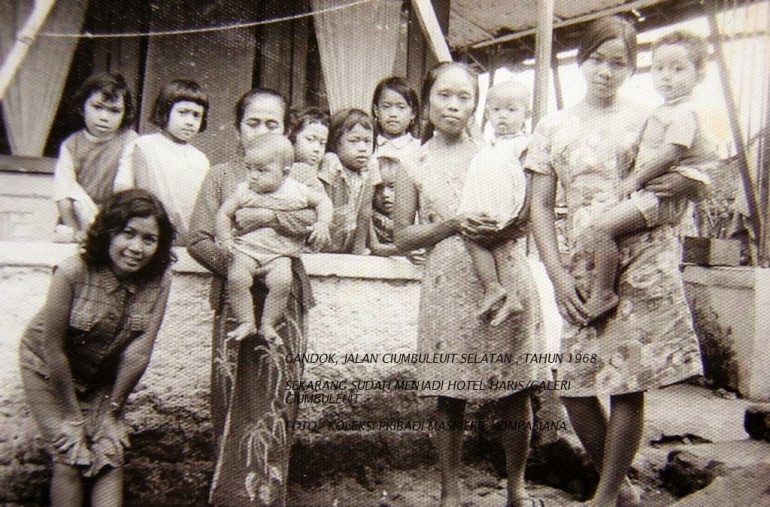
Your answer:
[228,322,257,341]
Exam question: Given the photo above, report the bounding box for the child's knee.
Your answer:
[228,254,258,287]
[265,258,293,289]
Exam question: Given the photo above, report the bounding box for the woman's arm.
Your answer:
[107,275,171,414]
[43,269,80,421]
[644,171,706,200]
[393,165,461,252]
[530,172,588,325]
[368,220,399,256]
[98,274,171,449]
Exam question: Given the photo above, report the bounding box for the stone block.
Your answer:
[660,449,726,497]
[744,404,770,442]
[683,266,770,401]
[682,237,742,267]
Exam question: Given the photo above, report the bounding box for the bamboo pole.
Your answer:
[0,0,57,101]
[532,0,555,127]
[411,0,452,63]
[707,8,762,265]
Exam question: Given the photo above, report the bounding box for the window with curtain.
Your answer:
[311,0,403,114]
[0,0,88,157]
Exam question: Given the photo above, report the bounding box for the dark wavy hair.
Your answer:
[234,88,290,133]
[577,15,638,71]
[326,108,374,154]
[82,189,176,280]
[150,79,209,132]
[73,72,134,130]
[288,106,330,143]
[371,76,419,138]
[420,62,479,143]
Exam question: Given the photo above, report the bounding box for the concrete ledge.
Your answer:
[0,242,422,280]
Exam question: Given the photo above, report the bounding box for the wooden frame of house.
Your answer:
[1,0,768,256]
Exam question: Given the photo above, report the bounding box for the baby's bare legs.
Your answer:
[489,243,523,326]
[465,239,508,322]
[227,251,261,341]
[260,256,293,348]
[578,200,647,322]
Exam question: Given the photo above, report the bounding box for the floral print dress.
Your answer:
[526,100,703,396]
[405,142,550,400]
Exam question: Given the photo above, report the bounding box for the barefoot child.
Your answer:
[216,134,332,344]
[576,30,714,321]
[457,81,532,326]
[52,73,137,242]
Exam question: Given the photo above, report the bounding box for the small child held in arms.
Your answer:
[288,106,329,193]
[457,81,532,326]
[53,72,137,242]
[216,134,332,344]
[367,156,401,256]
[576,31,715,321]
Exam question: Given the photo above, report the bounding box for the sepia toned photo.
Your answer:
[1,0,769,505]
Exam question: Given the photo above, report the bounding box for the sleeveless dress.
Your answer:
[526,101,703,396]
[405,143,550,400]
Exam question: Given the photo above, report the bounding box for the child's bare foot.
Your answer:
[490,291,524,326]
[259,323,284,349]
[585,289,619,323]
[228,322,257,341]
[478,284,507,321]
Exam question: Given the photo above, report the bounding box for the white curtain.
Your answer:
[311,0,402,114]
[0,0,88,156]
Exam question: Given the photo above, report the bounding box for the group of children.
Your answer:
[51,28,715,347]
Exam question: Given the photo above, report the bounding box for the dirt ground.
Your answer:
[286,464,676,507]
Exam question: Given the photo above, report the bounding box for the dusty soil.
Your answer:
[286,464,676,507]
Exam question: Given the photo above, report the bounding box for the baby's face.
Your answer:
[246,152,288,193]
[651,43,700,103]
[486,97,527,137]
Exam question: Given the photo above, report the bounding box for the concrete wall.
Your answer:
[683,265,770,401]
[0,172,57,242]
[0,243,434,504]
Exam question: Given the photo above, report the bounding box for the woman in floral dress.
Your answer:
[395,61,549,507]
[527,16,703,506]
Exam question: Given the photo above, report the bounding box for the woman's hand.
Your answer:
[98,415,131,450]
[54,418,91,464]
[458,213,500,241]
[644,172,704,200]
[550,269,589,326]
[307,221,331,251]
[233,208,276,235]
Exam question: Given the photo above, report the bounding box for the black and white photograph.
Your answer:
[1,0,769,505]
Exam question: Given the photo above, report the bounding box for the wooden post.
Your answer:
[532,0,555,127]
[411,0,452,63]
[707,8,762,265]
[0,0,57,101]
